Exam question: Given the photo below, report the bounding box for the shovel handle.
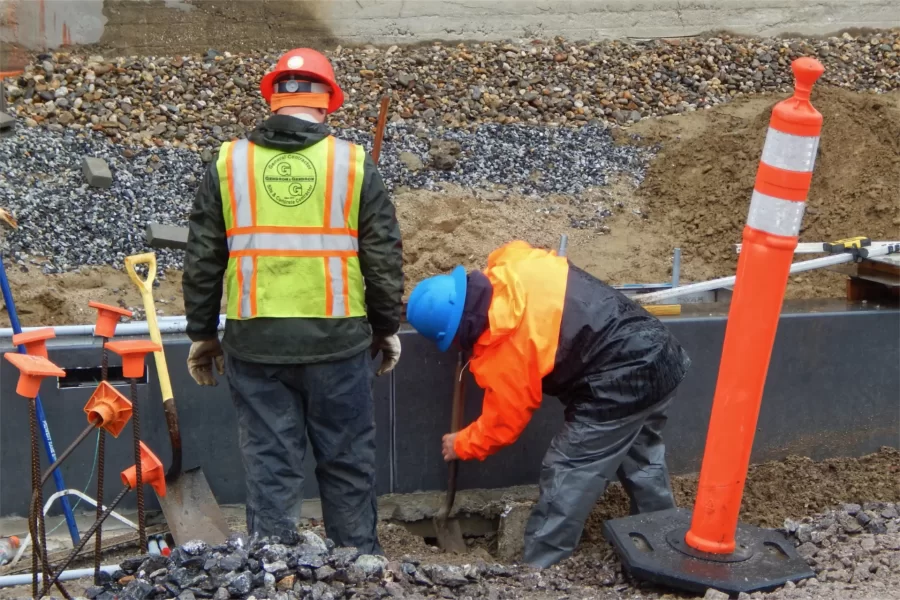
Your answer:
[124,253,173,402]
[443,351,467,516]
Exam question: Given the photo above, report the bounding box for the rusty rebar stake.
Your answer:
[30,397,72,599]
[130,378,146,550]
[42,487,129,597]
[95,337,109,583]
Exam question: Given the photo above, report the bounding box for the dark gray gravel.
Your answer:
[0,120,652,273]
[72,502,900,600]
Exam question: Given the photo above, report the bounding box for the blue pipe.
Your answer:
[0,256,81,545]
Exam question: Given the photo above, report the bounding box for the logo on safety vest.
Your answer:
[263,154,317,207]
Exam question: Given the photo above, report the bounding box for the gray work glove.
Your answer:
[370,334,401,376]
[187,338,225,386]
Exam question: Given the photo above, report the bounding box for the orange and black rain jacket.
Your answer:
[454,241,691,461]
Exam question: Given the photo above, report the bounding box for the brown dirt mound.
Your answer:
[634,86,900,287]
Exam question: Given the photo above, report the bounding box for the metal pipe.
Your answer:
[0,315,226,339]
[635,247,894,305]
[0,566,119,588]
[672,248,681,288]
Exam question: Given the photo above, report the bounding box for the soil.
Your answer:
[627,85,900,296]
[2,87,898,328]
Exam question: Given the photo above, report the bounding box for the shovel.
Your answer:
[433,350,468,554]
[124,252,231,546]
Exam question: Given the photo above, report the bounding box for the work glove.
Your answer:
[187,338,225,386]
[370,334,401,376]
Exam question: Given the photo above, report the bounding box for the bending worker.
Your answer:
[183,48,403,553]
[406,241,691,567]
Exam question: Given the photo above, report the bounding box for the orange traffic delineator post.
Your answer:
[4,352,69,599]
[11,327,56,359]
[601,58,824,596]
[105,339,161,551]
[41,443,167,598]
[88,301,132,583]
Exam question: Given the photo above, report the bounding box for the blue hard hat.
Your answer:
[407,265,468,352]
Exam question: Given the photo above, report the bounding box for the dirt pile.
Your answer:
[635,86,900,286]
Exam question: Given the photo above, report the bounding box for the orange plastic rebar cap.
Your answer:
[12,328,56,359]
[121,441,166,497]
[89,301,133,338]
[83,381,133,437]
[105,340,162,379]
[3,352,66,398]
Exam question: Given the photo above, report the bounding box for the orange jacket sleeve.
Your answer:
[453,356,544,461]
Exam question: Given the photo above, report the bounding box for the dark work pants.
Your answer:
[523,395,676,568]
[225,350,382,554]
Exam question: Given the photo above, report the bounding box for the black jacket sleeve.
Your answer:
[183,162,228,341]
[357,154,404,337]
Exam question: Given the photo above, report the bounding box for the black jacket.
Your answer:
[543,264,692,414]
[183,116,404,363]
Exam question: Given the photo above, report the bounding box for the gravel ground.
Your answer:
[33,502,899,600]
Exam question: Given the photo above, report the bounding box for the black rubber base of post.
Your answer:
[602,507,815,596]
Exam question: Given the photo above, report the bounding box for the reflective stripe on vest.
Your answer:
[218,137,366,319]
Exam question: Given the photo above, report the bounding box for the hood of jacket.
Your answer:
[248,114,330,152]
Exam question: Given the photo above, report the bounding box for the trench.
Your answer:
[387,512,501,551]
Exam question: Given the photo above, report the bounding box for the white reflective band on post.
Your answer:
[328,257,346,317]
[330,139,352,229]
[231,140,254,228]
[746,191,806,237]
[240,256,254,318]
[760,128,819,173]
[228,233,359,253]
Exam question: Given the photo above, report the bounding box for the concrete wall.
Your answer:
[1,0,898,55]
[1,305,898,518]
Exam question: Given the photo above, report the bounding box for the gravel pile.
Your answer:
[85,530,518,600]
[77,502,900,600]
[0,119,650,272]
[0,124,196,273]
[3,32,898,150]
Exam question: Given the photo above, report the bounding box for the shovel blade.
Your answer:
[433,516,467,554]
[157,466,231,546]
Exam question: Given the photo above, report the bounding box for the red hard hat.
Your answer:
[260,48,344,114]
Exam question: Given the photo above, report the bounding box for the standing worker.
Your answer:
[183,48,403,553]
[406,241,691,567]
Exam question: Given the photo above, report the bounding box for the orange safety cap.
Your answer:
[259,48,344,114]
[121,441,166,497]
[4,352,66,398]
[89,302,134,339]
[105,340,161,379]
[12,328,56,359]
[83,381,133,438]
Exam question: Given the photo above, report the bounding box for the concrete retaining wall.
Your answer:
[1,0,898,55]
[1,305,897,518]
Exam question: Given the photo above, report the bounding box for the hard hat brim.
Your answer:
[436,265,468,352]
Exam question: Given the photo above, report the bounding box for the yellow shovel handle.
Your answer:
[124,252,174,402]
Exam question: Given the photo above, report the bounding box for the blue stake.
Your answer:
[0,256,81,545]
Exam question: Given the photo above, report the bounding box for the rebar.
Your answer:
[30,398,72,599]
[42,487,129,595]
[29,398,39,599]
[95,338,109,583]
[131,378,146,550]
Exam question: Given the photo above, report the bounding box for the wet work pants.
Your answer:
[523,395,676,567]
[226,350,382,554]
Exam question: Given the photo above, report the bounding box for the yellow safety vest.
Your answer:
[216,136,367,320]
